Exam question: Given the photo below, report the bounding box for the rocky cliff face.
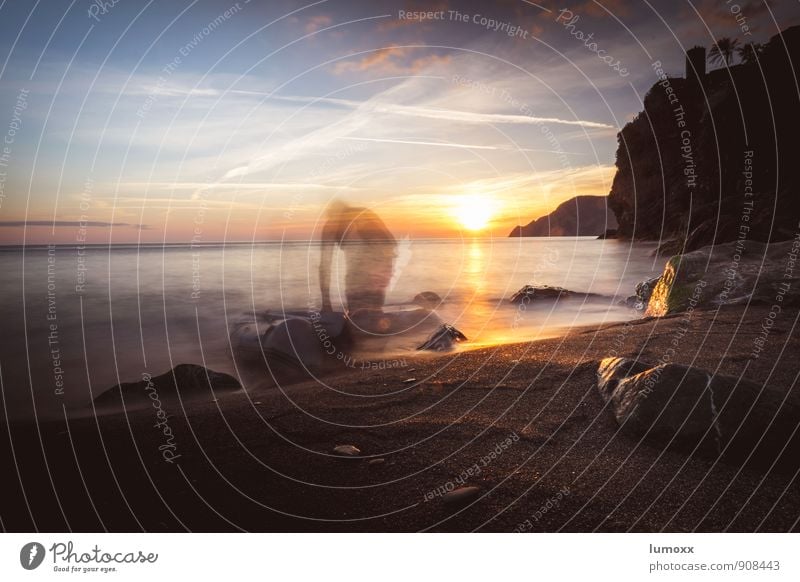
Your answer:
[608,26,800,251]
[509,195,617,237]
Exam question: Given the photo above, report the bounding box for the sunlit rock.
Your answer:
[644,239,800,317]
[417,324,468,351]
[622,276,661,310]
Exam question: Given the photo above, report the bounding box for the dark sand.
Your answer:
[2,306,799,532]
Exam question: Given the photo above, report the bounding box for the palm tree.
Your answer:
[708,37,740,66]
[737,42,764,64]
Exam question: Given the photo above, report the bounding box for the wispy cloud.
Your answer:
[439,165,617,198]
[305,14,333,34]
[111,181,361,192]
[271,94,616,129]
[218,75,613,184]
[332,47,452,75]
[338,136,586,155]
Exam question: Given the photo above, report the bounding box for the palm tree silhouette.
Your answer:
[708,37,740,66]
[738,42,764,64]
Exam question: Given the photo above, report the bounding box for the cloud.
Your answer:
[272,94,615,129]
[574,0,631,19]
[218,70,615,184]
[686,0,768,30]
[441,164,616,198]
[338,135,587,154]
[377,0,450,30]
[112,181,360,192]
[0,220,150,229]
[332,47,452,74]
[305,14,333,33]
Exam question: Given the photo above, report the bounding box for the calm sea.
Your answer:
[0,237,665,420]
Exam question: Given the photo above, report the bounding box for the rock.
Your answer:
[230,313,338,373]
[622,276,661,310]
[644,239,800,317]
[653,239,684,257]
[402,378,417,384]
[635,276,660,306]
[509,285,570,303]
[416,324,468,351]
[350,307,441,337]
[332,445,361,456]
[94,364,240,406]
[367,458,385,467]
[597,357,800,469]
[413,291,443,309]
[596,357,651,402]
[442,486,481,506]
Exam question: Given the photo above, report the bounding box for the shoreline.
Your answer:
[2,304,798,532]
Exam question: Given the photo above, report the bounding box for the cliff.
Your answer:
[509,195,617,237]
[608,25,800,251]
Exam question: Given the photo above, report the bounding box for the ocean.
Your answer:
[0,237,665,420]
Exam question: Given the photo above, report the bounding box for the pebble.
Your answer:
[333,444,361,456]
[367,458,385,466]
[442,486,481,506]
[402,378,417,383]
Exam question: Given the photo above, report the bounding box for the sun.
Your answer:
[454,195,495,232]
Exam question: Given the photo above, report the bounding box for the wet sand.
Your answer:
[2,305,799,532]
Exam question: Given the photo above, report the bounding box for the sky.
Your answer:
[0,0,797,244]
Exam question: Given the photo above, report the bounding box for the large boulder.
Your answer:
[510,284,605,305]
[645,239,800,316]
[597,357,800,469]
[413,291,443,309]
[230,311,346,374]
[94,364,240,406]
[509,285,571,303]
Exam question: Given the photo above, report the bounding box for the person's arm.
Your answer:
[319,221,338,311]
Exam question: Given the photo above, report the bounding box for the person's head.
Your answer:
[324,198,350,219]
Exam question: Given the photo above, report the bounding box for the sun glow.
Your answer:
[454,195,496,232]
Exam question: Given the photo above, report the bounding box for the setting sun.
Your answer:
[454,195,496,231]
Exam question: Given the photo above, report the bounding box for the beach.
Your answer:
[4,304,798,532]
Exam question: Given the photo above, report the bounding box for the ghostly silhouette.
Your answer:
[319,200,397,314]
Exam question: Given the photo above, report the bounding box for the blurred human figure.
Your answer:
[319,200,397,314]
